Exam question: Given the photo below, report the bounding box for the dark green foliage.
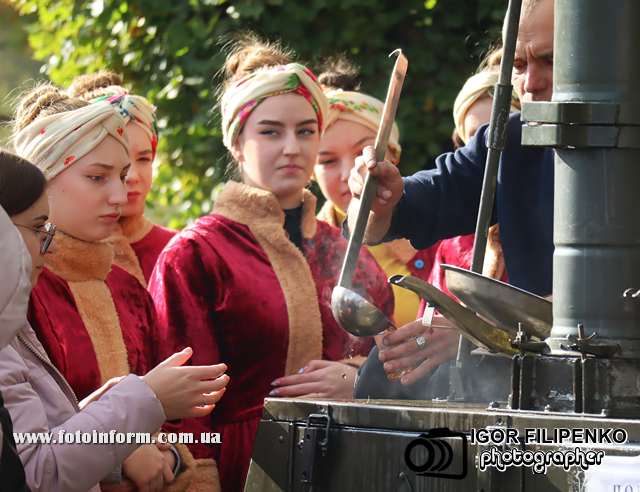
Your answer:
[0,3,43,142]
[14,0,505,227]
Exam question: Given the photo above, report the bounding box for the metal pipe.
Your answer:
[546,0,640,357]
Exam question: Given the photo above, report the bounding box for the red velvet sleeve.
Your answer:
[148,234,222,366]
[142,289,162,368]
[407,242,441,281]
[429,234,475,298]
[27,270,92,385]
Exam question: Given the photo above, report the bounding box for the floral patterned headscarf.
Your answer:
[13,97,128,180]
[221,63,329,149]
[325,89,401,161]
[91,89,158,158]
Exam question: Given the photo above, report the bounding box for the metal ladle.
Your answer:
[331,49,408,337]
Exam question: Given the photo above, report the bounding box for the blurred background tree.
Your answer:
[0,1,43,144]
[7,0,505,227]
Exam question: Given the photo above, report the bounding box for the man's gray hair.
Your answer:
[502,0,549,43]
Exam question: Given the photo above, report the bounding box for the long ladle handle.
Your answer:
[337,49,408,289]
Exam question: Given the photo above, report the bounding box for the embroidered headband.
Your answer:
[13,97,129,180]
[91,88,158,158]
[325,89,401,161]
[221,63,329,150]
[453,70,520,144]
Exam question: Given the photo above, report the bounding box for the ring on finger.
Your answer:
[414,335,427,350]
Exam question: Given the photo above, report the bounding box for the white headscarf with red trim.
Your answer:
[325,89,401,161]
[13,97,128,180]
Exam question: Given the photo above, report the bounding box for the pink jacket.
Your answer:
[0,207,167,492]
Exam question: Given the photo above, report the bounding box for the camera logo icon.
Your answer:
[404,428,468,479]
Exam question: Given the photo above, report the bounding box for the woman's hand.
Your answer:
[78,376,126,409]
[378,315,460,386]
[122,444,172,492]
[269,360,357,399]
[142,347,229,420]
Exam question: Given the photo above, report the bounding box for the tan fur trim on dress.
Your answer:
[185,459,220,492]
[66,280,130,383]
[213,182,323,374]
[164,444,221,492]
[482,224,506,280]
[317,200,341,228]
[300,192,318,239]
[101,453,219,492]
[120,215,154,244]
[45,231,113,281]
[109,231,147,287]
[45,231,129,383]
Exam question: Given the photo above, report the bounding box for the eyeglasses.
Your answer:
[13,222,57,254]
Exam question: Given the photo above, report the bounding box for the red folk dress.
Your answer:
[317,200,439,325]
[149,182,394,492]
[27,232,220,491]
[111,216,178,286]
[427,224,508,301]
[131,224,177,282]
[27,232,159,401]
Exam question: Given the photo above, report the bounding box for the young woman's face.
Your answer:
[316,119,391,212]
[11,190,51,285]
[121,122,154,218]
[316,119,376,212]
[47,135,130,242]
[232,93,320,209]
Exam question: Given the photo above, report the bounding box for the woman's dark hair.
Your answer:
[0,150,47,216]
[318,56,361,91]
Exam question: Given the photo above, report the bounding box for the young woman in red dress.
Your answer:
[149,37,393,492]
[314,60,438,328]
[12,85,227,491]
[67,72,177,286]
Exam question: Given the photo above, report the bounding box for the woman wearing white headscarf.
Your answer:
[428,66,521,300]
[149,37,393,492]
[314,66,439,329]
[10,80,228,491]
[0,150,227,491]
[67,72,178,286]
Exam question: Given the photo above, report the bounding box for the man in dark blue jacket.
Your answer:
[378,114,553,295]
[350,0,555,394]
